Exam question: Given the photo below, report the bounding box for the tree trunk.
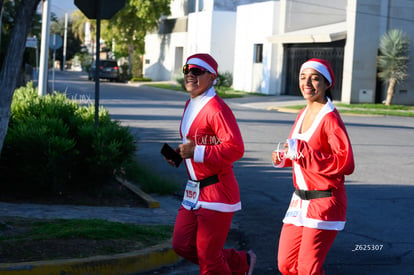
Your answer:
[384,78,397,106]
[0,0,41,155]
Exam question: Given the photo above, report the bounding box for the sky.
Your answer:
[49,0,78,18]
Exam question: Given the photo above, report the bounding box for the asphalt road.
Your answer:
[53,71,414,274]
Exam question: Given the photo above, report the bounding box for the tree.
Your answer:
[377,29,410,106]
[71,0,170,77]
[0,0,41,155]
[105,0,170,54]
[101,0,170,77]
[71,9,90,44]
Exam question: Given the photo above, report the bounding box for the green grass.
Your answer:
[145,83,263,99]
[123,160,180,195]
[281,103,414,117]
[0,217,174,261]
[1,219,173,243]
[335,103,414,110]
[216,87,264,98]
[147,83,184,92]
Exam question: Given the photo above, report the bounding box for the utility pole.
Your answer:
[38,0,51,96]
[63,13,68,71]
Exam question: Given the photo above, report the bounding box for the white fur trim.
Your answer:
[300,60,332,86]
[186,57,217,75]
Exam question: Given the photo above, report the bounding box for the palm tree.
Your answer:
[71,10,91,44]
[377,29,410,106]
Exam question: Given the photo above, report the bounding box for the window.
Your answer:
[254,44,263,63]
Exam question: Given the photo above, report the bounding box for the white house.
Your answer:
[143,0,240,82]
[143,0,414,104]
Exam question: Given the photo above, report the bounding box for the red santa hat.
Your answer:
[300,58,335,88]
[185,53,218,77]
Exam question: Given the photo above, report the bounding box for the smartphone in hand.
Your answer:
[161,143,182,167]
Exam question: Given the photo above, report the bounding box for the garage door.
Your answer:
[284,41,345,101]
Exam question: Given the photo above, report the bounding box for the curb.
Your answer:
[116,176,161,208]
[267,106,300,113]
[0,241,181,275]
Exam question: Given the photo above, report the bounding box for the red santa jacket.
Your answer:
[180,89,244,212]
[277,99,354,230]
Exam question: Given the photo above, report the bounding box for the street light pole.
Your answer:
[94,0,101,128]
[38,0,51,96]
[63,13,68,71]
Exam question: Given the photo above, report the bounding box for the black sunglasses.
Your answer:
[183,64,208,76]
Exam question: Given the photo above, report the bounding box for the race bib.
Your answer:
[284,194,302,218]
[182,180,200,209]
[283,193,310,226]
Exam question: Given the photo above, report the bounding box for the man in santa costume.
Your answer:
[272,58,355,275]
[170,53,256,275]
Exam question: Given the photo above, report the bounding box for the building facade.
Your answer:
[143,0,414,104]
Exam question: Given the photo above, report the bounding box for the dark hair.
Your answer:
[325,89,333,101]
[321,75,333,101]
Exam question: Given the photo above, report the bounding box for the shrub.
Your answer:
[0,82,137,194]
[75,120,136,187]
[175,76,185,90]
[1,117,77,194]
[175,71,233,90]
[119,62,131,82]
[216,71,233,88]
[130,76,152,82]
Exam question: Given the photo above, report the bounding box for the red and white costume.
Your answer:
[275,58,354,275]
[173,86,250,274]
[276,98,355,230]
[276,99,355,275]
[179,86,244,212]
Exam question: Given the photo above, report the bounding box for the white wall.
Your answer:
[187,11,213,54]
[342,0,381,103]
[233,1,280,94]
[210,11,237,73]
[143,32,188,81]
[284,0,346,32]
[170,0,188,17]
[186,10,236,74]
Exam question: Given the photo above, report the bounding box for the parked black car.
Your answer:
[88,60,120,82]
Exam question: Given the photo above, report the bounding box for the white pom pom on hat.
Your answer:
[300,58,335,88]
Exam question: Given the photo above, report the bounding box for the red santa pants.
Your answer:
[277,223,338,275]
[172,206,249,275]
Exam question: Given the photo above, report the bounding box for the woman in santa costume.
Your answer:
[170,53,255,275]
[272,58,355,275]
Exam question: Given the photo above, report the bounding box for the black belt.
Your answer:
[198,175,219,188]
[295,189,332,200]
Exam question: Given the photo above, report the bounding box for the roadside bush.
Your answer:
[175,76,185,90]
[75,119,136,187]
[216,71,233,88]
[130,76,152,82]
[1,116,77,194]
[119,62,131,82]
[0,82,137,194]
[175,71,233,90]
